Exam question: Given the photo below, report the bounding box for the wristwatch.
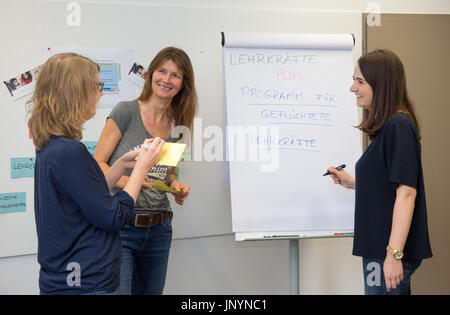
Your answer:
[386,246,404,260]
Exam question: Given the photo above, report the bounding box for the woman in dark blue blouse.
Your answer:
[327,49,432,295]
[27,53,165,294]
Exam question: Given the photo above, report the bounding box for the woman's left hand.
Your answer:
[383,254,404,292]
[119,148,141,170]
[169,180,190,205]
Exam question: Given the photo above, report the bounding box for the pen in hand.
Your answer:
[323,164,346,176]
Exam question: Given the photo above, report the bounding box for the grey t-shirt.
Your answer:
[108,100,176,214]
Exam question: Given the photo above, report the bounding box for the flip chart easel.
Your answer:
[236,232,353,294]
[222,32,360,294]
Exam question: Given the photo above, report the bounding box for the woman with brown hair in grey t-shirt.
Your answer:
[94,47,198,295]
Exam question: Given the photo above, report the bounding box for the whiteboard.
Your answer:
[0,0,362,257]
[222,33,362,240]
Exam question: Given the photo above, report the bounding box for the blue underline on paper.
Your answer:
[268,122,334,127]
[256,147,320,152]
[248,103,338,108]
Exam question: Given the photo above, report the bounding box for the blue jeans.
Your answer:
[118,218,172,295]
[362,257,422,295]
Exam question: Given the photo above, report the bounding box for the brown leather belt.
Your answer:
[130,212,172,228]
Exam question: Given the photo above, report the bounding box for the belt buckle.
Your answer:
[134,214,152,228]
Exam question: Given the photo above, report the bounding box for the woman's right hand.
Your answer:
[326,166,356,190]
[135,138,165,173]
[123,138,164,202]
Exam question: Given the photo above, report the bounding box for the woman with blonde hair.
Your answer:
[28,52,164,294]
[95,46,198,295]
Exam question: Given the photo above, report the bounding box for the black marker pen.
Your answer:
[323,164,346,176]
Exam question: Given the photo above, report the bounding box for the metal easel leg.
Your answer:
[289,239,299,295]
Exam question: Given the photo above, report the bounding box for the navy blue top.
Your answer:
[353,114,432,260]
[34,136,134,294]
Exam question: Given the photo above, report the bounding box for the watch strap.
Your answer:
[386,246,404,260]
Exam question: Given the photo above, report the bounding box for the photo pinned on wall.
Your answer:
[3,64,42,101]
[98,62,121,93]
[48,47,135,108]
[127,62,147,87]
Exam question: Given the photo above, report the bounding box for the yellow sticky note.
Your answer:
[151,180,180,193]
[157,142,186,167]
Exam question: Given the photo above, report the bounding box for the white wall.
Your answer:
[1,0,449,295]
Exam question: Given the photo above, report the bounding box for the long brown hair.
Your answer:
[138,47,198,132]
[27,53,100,149]
[356,49,420,139]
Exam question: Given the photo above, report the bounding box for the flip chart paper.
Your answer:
[223,32,361,234]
